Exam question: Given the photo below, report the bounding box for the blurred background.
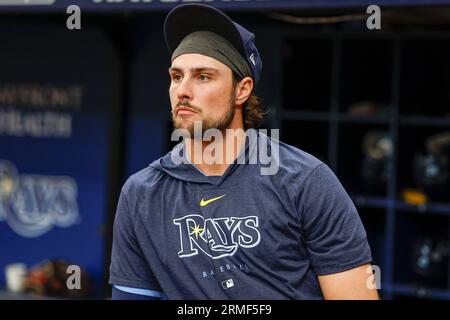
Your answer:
[1,0,450,300]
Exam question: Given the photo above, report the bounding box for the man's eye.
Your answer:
[172,74,182,81]
[198,75,210,81]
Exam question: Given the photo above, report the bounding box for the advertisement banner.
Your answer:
[0,24,120,297]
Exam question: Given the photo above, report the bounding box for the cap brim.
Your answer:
[164,4,246,59]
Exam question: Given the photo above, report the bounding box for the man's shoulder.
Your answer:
[258,131,324,178]
[279,140,323,168]
[122,159,166,195]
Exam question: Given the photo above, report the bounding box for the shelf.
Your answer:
[278,32,450,300]
[338,114,390,125]
[396,200,450,216]
[399,116,450,127]
[382,282,450,300]
[351,195,393,210]
[350,195,450,216]
[280,112,450,127]
[388,284,450,300]
[280,110,329,122]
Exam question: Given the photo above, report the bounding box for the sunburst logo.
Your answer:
[0,160,18,214]
[190,223,204,240]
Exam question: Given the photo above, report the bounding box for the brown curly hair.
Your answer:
[232,74,267,130]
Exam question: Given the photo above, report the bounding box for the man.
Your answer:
[109,3,379,300]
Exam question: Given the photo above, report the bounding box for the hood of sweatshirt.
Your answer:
[149,129,260,187]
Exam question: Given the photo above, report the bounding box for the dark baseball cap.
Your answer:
[164,4,262,86]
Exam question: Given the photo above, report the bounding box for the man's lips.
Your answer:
[176,106,197,115]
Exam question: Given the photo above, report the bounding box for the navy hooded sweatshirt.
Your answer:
[109,130,372,299]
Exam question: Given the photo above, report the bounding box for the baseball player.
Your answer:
[109,4,379,300]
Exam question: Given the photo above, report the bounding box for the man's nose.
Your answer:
[177,77,193,101]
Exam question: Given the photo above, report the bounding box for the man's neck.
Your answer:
[185,128,247,176]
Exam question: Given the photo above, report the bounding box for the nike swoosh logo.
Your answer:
[200,194,226,207]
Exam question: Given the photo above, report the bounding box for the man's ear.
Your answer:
[234,77,254,106]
